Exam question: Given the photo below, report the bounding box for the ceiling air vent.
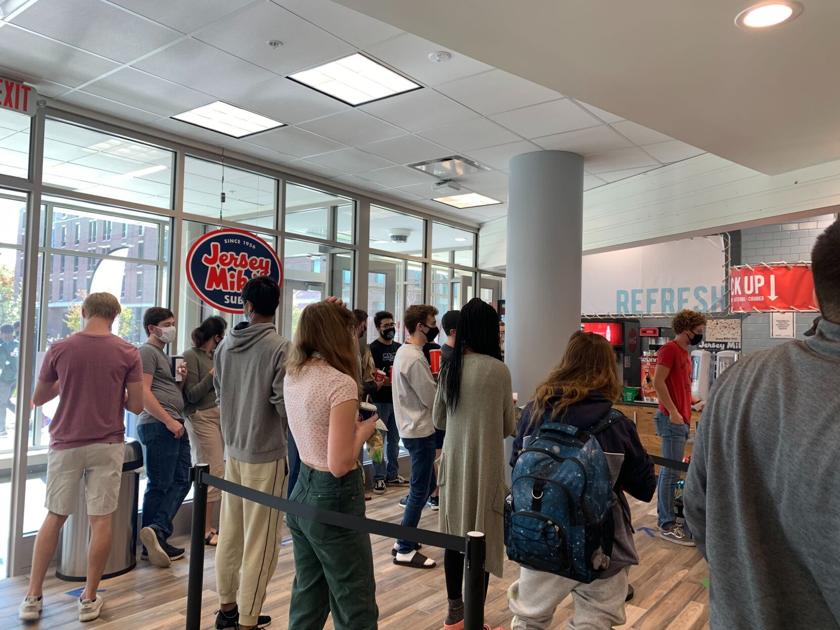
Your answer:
[408,156,488,179]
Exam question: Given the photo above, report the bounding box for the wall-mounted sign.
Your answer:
[0,77,37,116]
[771,312,796,338]
[581,236,726,315]
[699,318,742,351]
[729,264,817,313]
[186,228,282,314]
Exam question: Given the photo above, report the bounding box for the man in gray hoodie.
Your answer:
[213,276,288,630]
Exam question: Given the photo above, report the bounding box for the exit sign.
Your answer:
[0,77,37,116]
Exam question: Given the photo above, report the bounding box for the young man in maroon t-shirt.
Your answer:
[653,309,707,546]
[20,293,144,623]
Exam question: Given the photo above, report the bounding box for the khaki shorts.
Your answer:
[186,406,225,503]
[46,443,124,516]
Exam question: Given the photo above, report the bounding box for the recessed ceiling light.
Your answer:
[172,101,284,138]
[288,53,421,106]
[434,193,502,209]
[735,1,803,29]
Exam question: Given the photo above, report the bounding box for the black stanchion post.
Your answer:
[463,531,486,630]
[186,464,210,630]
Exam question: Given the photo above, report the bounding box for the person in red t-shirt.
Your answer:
[653,309,707,546]
[20,293,144,624]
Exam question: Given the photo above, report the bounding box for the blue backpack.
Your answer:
[505,408,620,583]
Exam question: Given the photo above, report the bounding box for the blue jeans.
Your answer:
[655,411,689,529]
[372,403,400,482]
[137,421,192,540]
[398,434,437,554]
[287,429,301,498]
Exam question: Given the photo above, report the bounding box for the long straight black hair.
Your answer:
[442,297,503,411]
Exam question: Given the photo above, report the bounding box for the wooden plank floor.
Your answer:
[0,489,709,629]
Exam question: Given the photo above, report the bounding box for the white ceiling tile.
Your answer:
[32,81,74,98]
[362,135,449,164]
[247,126,345,157]
[612,120,673,146]
[55,91,165,127]
[83,68,211,117]
[490,99,600,139]
[575,100,624,124]
[597,166,662,183]
[273,0,402,48]
[332,174,390,193]
[236,143,300,167]
[108,0,257,33]
[302,148,394,174]
[460,205,507,224]
[583,174,606,190]
[359,166,434,188]
[0,26,120,88]
[466,141,541,172]
[360,89,475,133]
[365,33,492,87]
[391,182,434,198]
[436,69,561,116]
[642,140,705,163]
[584,147,660,174]
[533,125,634,155]
[133,39,278,102]
[80,72,212,122]
[12,0,182,64]
[298,110,405,146]
[419,118,520,152]
[219,77,349,126]
[194,1,354,76]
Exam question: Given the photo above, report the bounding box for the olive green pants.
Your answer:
[287,464,378,630]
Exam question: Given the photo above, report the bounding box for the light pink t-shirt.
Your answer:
[39,333,143,450]
[284,359,358,470]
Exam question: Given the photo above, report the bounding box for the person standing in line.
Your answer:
[685,220,840,630]
[213,276,288,630]
[353,309,379,501]
[433,299,514,629]
[653,309,706,545]
[182,315,227,547]
[284,300,379,630]
[507,332,656,629]
[137,307,191,568]
[19,293,144,623]
[0,323,19,437]
[427,309,460,511]
[369,311,408,495]
[392,304,439,569]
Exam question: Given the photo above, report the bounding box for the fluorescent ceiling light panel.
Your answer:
[434,193,502,209]
[172,101,284,138]
[289,54,421,106]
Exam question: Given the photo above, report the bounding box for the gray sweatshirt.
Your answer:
[392,342,437,439]
[685,318,840,630]
[213,323,289,464]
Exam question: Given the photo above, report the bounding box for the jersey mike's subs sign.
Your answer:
[186,228,282,314]
[0,76,37,116]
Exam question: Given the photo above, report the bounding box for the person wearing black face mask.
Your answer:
[652,309,707,547]
[369,311,407,494]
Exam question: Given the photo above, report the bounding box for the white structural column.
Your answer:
[506,150,584,400]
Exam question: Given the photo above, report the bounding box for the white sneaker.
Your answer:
[19,595,43,621]
[79,594,105,622]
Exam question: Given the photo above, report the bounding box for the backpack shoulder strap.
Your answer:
[590,409,624,436]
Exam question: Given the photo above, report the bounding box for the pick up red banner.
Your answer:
[729,264,818,312]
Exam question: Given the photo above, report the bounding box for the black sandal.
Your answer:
[391,543,422,557]
[392,551,436,569]
[205,529,219,546]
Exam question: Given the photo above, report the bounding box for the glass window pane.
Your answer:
[370,205,424,256]
[431,265,451,316]
[367,254,424,343]
[480,273,506,314]
[432,222,475,267]
[0,109,30,178]
[282,239,353,339]
[285,183,354,243]
[453,269,475,307]
[0,191,27,247]
[184,156,276,229]
[43,119,173,208]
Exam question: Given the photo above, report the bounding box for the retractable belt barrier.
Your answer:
[650,455,690,472]
[185,464,488,630]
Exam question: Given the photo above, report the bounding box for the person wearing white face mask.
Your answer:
[137,307,191,569]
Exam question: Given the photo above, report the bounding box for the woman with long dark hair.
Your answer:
[183,315,227,545]
[434,298,515,630]
[283,301,379,629]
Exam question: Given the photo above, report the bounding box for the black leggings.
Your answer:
[444,549,490,601]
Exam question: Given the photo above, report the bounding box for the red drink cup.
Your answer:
[429,348,442,374]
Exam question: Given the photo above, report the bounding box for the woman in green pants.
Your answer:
[283,300,379,630]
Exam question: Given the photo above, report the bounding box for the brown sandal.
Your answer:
[204,530,219,546]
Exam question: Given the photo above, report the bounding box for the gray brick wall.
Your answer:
[740,215,836,354]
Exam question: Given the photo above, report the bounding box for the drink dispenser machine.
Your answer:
[691,350,713,401]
